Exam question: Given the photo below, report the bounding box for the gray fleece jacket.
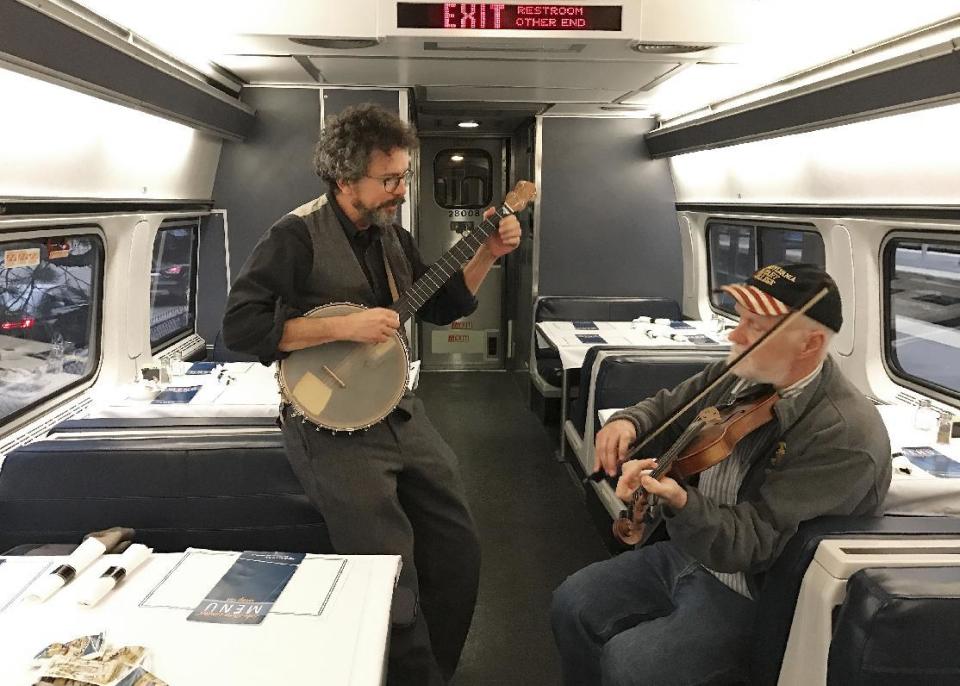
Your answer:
[608,355,891,589]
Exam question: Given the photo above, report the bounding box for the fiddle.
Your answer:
[592,283,832,546]
[612,385,778,545]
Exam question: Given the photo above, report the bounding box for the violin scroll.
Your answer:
[612,513,645,546]
[612,490,651,546]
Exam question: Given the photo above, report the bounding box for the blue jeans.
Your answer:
[551,542,756,686]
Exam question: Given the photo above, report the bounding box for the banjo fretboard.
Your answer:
[392,205,512,324]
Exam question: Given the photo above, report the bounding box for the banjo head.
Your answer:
[279,303,410,431]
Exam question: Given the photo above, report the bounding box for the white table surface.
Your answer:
[88,362,281,419]
[599,403,960,517]
[0,550,401,685]
[877,404,960,516]
[536,320,730,370]
[87,360,423,420]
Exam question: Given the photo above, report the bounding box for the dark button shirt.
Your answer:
[221,194,478,363]
[328,191,393,307]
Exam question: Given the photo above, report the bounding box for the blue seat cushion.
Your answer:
[0,435,331,554]
[828,566,960,685]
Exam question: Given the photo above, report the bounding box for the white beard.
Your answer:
[727,347,790,386]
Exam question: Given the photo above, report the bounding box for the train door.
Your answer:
[417,137,506,370]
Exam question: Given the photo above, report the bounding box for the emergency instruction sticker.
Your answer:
[46,239,71,259]
[3,248,41,268]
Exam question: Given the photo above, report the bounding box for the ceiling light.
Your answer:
[630,42,713,54]
[458,121,480,128]
[451,155,464,162]
[289,37,380,49]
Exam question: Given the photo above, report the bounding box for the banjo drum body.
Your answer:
[278,303,410,431]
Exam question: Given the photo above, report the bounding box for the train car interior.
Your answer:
[2,1,960,683]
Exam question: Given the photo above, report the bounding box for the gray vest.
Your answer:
[291,195,413,309]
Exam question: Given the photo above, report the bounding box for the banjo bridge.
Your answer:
[322,365,347,388]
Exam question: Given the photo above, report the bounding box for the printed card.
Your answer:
[187,551,306,625]
[185,362,218,375]
[151,385,201,404]
[901,446,960,478]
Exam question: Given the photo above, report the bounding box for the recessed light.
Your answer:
[629,41,712,54]
[289,37,380,49]
[451,155,464,162]
[458,121,480,128]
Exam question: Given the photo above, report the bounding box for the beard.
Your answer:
[353,197,405,226]
[727,346,790,386]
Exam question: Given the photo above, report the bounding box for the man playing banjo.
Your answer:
[222,103,521,685]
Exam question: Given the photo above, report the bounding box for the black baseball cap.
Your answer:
[720,263,843,333]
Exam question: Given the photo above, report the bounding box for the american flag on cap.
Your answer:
[720,283,790,317]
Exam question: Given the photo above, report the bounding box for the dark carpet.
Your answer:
[417,371,609,685]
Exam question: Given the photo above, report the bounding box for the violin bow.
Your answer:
[587,282,831,480]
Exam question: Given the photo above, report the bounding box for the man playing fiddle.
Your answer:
[551,263,892,685]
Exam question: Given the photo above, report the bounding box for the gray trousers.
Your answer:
[281,397,481,686]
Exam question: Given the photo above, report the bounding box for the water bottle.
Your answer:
[914,399,938,432]
[710,314,726,336]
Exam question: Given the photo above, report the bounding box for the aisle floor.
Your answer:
[417,371,609,685]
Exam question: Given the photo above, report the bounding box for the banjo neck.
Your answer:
[391,204,513,325]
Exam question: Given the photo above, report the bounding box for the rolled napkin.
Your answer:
[78,544,152,607]
[25,537,106,603]
[654,318,671,326]
[84,526,136,554]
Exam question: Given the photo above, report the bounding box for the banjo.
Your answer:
[279,180,537,431]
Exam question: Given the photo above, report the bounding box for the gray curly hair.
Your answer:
[314,104,419,192]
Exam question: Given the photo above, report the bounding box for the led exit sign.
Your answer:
[397,4,622,31]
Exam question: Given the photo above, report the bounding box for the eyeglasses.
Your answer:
[366,168,414,193]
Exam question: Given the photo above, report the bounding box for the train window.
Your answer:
[884,237,960,399]
[149,219,199,351]
[0,233,103,424]
[708,222,757,314]
[759,228,826,267]
[433,149,493,209]
[707,221,824,315]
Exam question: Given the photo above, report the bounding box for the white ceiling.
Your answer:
[70,0,960,129]
[219,41,682,94]
[70,1,746,116]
